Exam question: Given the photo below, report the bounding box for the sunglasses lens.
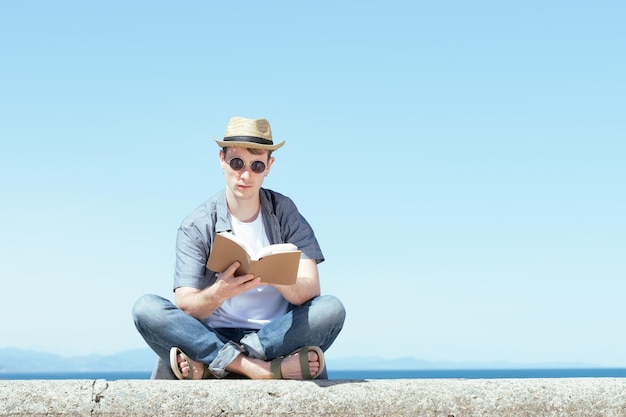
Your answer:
[251,161,266,173]
[229,158,244,170]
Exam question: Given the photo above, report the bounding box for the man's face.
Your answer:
[220,147,274,201]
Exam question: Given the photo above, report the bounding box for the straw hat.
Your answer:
[214,116,285,151]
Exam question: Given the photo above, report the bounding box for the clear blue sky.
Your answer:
[1,1,624,366]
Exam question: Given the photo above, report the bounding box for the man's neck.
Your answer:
[226,192,261,223]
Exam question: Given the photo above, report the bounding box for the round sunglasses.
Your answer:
[226,157,267,174]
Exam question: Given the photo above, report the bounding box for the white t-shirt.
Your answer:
[206,212,290,329]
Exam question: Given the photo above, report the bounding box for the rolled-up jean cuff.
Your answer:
[209,341,244,378]
[241,332,266,360]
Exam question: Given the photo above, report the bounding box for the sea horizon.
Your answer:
[3,368,626,381]
[3,347,626,380]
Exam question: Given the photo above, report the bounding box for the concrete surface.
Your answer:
[1,378,625,416]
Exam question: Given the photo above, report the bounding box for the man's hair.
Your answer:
[222,147,273,160]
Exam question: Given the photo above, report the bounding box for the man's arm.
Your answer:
[175,261,261,321]
[271,258,321,305]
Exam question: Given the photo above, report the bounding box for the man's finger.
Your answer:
[227,261,241,271]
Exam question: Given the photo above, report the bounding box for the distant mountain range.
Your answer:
[0,347,595,373]
[0,348,156,373]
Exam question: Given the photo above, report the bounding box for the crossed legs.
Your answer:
[132,293,345,379]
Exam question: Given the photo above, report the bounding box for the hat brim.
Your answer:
[213,138,285,151]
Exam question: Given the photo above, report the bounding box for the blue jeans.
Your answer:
[132,294,346,378]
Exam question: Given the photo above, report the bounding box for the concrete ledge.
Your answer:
[1,378,625,416]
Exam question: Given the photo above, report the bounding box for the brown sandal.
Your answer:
[270,346,325,379]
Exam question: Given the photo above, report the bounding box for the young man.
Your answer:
[133,116,345,380]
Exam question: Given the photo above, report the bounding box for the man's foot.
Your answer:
[169,347,212,380]
[276,348,322,379]
[170,346,325,380]
[175,353,205,379]
[226,348,323,380]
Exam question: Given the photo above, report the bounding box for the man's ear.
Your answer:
[266,156,275,174]
[219,150,227,172]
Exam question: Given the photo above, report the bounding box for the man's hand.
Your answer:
[174,261,261,320]
[213,261,262,301]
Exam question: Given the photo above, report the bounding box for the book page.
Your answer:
[255,243,298,260]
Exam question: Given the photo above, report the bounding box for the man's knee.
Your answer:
[322,295,346,321]
[132,294,166,327]
[313,295,346,328]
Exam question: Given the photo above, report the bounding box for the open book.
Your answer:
[206,232,302,285]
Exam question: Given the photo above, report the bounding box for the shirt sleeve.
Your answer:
[173,223,211,290]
